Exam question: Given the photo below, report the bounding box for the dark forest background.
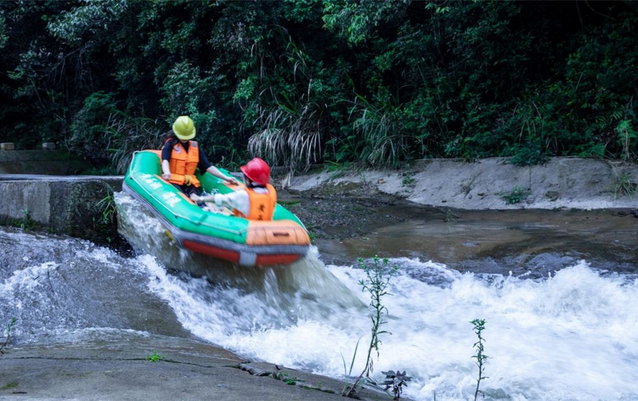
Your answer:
[0,0,636,173]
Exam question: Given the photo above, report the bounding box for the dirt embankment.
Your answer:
[282,157,638,211]
[277,157,637,242]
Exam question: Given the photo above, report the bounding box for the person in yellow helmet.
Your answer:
[161,116,237,197]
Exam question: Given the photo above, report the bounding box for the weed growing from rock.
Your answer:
[499,186,530,205]
[0,318,17,355]
[147,351,164,362]
[10,210,37,231]
[401,173,415,188]
[444,208,459,222]
[343,256,401,398]
[94,191,118,242]
[381,369,412,400]
[612,174,637,199]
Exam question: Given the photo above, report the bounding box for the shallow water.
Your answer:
[0,192,636,401]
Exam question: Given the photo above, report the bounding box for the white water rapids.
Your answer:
[130,252,636,401]
[113,192,638,401]
[1,192,636,401]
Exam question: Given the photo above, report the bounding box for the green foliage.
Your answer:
[322,0,410,46]
[0,15,8,49]
[401,173,415,188]
[617,119,637,161]
[444,209,459,223]
[1,382,18,391]
[273,370,303,386]
[147,351,164,363]
[69,91,121,163]
[612,174,637,199]
[341,336,362,379]
[500,186,530,205]
[94,191,118,243]
[510,143,548,167]
[10,210,37,231]
[0,1,637,170]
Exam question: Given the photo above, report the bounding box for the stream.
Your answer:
[0,191,637,401]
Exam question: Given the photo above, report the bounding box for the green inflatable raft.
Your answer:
[123,150,310,266]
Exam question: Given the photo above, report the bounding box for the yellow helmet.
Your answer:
[172,116,196,140]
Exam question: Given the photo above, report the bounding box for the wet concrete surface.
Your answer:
[0,333,380,401]
[0,228,383,401]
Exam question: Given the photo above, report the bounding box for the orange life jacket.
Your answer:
[234,184,277,221]
[168,140,201,187]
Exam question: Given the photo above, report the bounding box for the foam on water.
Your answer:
[113,191,638,400]
[133,253,638,401]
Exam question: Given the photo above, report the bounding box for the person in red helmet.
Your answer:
[191,157,277,221]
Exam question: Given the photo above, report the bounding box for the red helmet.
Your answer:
[240,157,271,186]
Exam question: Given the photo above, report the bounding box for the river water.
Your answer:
[1,192,637,401]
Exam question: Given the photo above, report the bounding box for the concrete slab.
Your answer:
[0,335,382,401]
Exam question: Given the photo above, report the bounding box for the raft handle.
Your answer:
[272,232,290,237]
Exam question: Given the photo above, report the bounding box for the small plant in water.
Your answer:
[147,351,164,362]
[499,185,530,205]
[444,208,458,222]
[470,319,488,401]
[343,256,400,398]
[0,318,17,355]
[382,369,412,400]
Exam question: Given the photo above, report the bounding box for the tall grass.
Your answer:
[107,114,164,174]
[616,119,637,162]
[350,95,408,168]
[248,103,323,172]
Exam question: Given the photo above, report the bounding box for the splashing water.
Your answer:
[2,193,636,401]
[129,253,637,401]
[115,192,638,400]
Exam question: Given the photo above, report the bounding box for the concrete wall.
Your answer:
[0,176,123,239]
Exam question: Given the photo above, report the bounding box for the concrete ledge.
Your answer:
[0,176,124,239]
